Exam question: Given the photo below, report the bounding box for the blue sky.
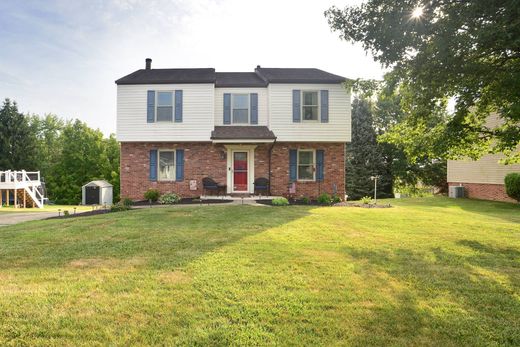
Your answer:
[0,0,383,135]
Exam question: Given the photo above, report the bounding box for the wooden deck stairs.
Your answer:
[0,170,45,208]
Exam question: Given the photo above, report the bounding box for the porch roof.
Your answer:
[210,126,276,143]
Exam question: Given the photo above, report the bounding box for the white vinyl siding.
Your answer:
[447,114,520,185]
[117,82,350,142]
[117,83,214,142]
[215,88,268,126]
[269,83,350,142]
[448,155,520,185]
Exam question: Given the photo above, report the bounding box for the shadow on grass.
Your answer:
[343,243,520,346]
[0,205,314,270]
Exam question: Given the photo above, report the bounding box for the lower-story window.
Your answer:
[158,150,175,180]
[298,149,315,181]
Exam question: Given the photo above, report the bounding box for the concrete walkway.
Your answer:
[0,212,58,227]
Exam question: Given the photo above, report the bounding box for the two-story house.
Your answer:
[116,59,351,200]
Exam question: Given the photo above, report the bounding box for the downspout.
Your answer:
[268,137,277,196]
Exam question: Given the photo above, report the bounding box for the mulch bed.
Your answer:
[335,202,392,208]
[132,198,232,206]
[46,208,111,220]
[256,199,392,208]
[46,198,234,220]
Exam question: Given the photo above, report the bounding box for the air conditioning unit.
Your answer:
[449,186,465,198]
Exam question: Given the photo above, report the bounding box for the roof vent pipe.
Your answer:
[145,58,152,70]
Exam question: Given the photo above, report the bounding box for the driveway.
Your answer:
[0,212,58,227]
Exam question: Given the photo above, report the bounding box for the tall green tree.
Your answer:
[47,120,113,204]
[28,114,64,180]
[374,78,448,192]
[346,98,393,200]
[326,1,520,163]
[1,98,120,204]
[0,99,38,170]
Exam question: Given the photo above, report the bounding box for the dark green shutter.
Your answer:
[289,149,297,181]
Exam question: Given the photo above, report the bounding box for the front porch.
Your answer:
[210,126,276,195]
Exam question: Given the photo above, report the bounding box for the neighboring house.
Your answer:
[447,113,520,202]
[116,59,350,200]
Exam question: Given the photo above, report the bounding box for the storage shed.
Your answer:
[82,180,113,206]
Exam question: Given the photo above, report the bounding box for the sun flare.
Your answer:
[412,6,424,18]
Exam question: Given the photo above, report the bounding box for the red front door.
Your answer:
[233,152,248,192]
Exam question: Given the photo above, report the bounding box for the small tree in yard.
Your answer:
[505,173,520,202]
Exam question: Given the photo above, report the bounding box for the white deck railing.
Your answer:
[0,170,44,208]
[0,170,40,185]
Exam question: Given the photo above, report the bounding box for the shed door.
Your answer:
[85,186,100,204]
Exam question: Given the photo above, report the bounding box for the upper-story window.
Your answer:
[157,91,173,122]
[302,91,319,121]
[232,94,249,124]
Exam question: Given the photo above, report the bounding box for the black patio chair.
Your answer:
[254,177,270,196]
[202,177,226,196]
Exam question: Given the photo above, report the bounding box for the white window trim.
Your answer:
[231,93,250,125]
[301,90,320,122]
[297,149,316,182]
[156,91,174,122]
[157,149,176,181]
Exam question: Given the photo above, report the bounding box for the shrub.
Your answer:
[159,193,181,205]
[63,210,70,216]
[332,195,342,203]
[505,173,520,202]
[121,197,133,207]
[111,202,131,212]
[272,197,289,206]
[301,196,310,204]
[317,193,332,205]
[360,196,372,204]
[144,189,160,202]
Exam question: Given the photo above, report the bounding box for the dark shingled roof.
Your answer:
[255,67,346,84]
[215,72,267,87]
[211,126,276,140]
[115,64,347,85]
[115,68,216,85]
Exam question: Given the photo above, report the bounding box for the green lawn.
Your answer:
[0,197,519,346]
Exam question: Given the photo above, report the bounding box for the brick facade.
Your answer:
[448,182,515,202]
[120,142,345,200]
